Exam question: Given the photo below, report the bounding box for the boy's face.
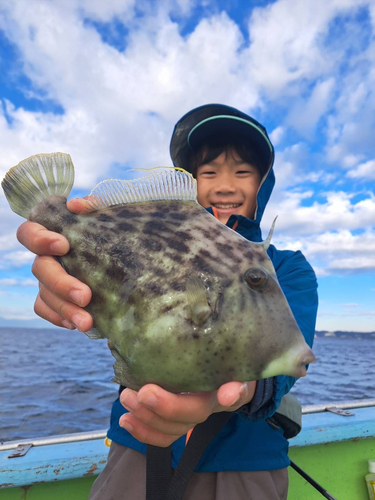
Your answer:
[195,149,262,225]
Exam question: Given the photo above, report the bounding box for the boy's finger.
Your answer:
[120,389,194,436]
[32,256,92,307]
[17,221,69,256]
[38,284,93,332]
[66,196,96,214]
[119,413,182,448]
[216,381,257,410]
[136,384,216,424]
[34,293,75,329]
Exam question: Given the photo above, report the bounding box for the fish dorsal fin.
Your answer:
[88,168,197,210]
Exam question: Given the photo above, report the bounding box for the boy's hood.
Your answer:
[254,163,276,226]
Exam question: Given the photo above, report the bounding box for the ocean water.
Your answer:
[1,327,374,442]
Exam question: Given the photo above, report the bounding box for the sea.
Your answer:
[1,327,374,442]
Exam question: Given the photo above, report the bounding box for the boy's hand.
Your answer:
[119,380,257,447]
[16,198,94,331]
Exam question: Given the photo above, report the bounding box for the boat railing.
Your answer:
[1,398,375,451]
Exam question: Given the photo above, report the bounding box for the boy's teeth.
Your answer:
[215,204,241,209]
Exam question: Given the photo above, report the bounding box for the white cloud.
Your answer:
[246,0,369,95]
[0,250,35,268]
[273,229,375,275]
[269,126,284,146]
[265,189,375,235]
[0,278,37,286]
[0,305,36,320]
[347,159,375,180]
[286,78,335,139]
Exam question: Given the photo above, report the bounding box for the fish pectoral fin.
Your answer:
[186,275,212,326]
[83,327,103,340]
[109,347,141,390]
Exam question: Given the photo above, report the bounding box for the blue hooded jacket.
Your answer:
[107,165,318,472]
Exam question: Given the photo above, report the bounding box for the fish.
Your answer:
[2,152,316,393]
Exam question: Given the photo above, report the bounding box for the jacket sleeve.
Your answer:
[238,248,318,421]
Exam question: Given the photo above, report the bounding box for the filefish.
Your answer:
[2,153,316,392]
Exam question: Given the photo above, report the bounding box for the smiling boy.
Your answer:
[16,104,318,500]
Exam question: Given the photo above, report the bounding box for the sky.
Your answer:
[0,0,374,332]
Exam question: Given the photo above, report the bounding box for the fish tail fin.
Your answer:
[1,153,75,219]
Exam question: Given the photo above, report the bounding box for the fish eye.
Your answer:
[244,268,268,290]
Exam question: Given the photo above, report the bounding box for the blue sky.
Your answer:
[0,0,374,331]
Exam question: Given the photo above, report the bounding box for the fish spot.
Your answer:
[201,229,211,239]
[98,213,115,222]
[117,209,132,218]
[216,242,234,258]
[81,251,99,265]
[66,248,77,259]
[169,212,188,221]
[191,255,216,275]
[151,211,166,218]
[199,248,211,259]
[164,238,189,253]
[146,282,165,295]
[46,203,58,212]
[170,281,184,291]
[192,333,200,339]
[160,304,174,314]
[175,231,193,240]
[140,238,162,252]
[165,251,186,263]
[62,213,78,225]
[106,266,127,281]
[144,221,171,234]
[118,222,134,232]
[50,223,63,233]
[83,230,95,240]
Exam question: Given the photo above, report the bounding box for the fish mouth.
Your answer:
[294,348,317,377]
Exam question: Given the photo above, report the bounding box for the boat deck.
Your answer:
[1,401,374,499]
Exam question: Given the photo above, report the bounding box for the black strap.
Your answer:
[146,445,173,500]
[146,412,232,500]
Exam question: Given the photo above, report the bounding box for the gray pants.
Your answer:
[89,442,288,500]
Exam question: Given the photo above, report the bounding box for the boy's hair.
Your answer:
[188,133,266,178]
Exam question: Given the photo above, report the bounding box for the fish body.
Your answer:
[2,153,316,392]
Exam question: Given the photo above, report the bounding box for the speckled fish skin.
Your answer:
[2,153,316,393]
[27,196,311,392]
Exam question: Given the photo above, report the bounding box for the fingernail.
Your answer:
[229,384,248,406]
[121,392,139,412]
[50,241,66,254]
[239,382,249,398]
[70,289,84,305]
[229,394,241,406]
[119,417,133,432]
[71,313,84,330]
[62,320,75,330]
[139,391,159,409]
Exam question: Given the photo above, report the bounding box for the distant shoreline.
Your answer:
[315,330,375,339]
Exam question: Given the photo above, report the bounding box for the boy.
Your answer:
[17,104,318,499]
